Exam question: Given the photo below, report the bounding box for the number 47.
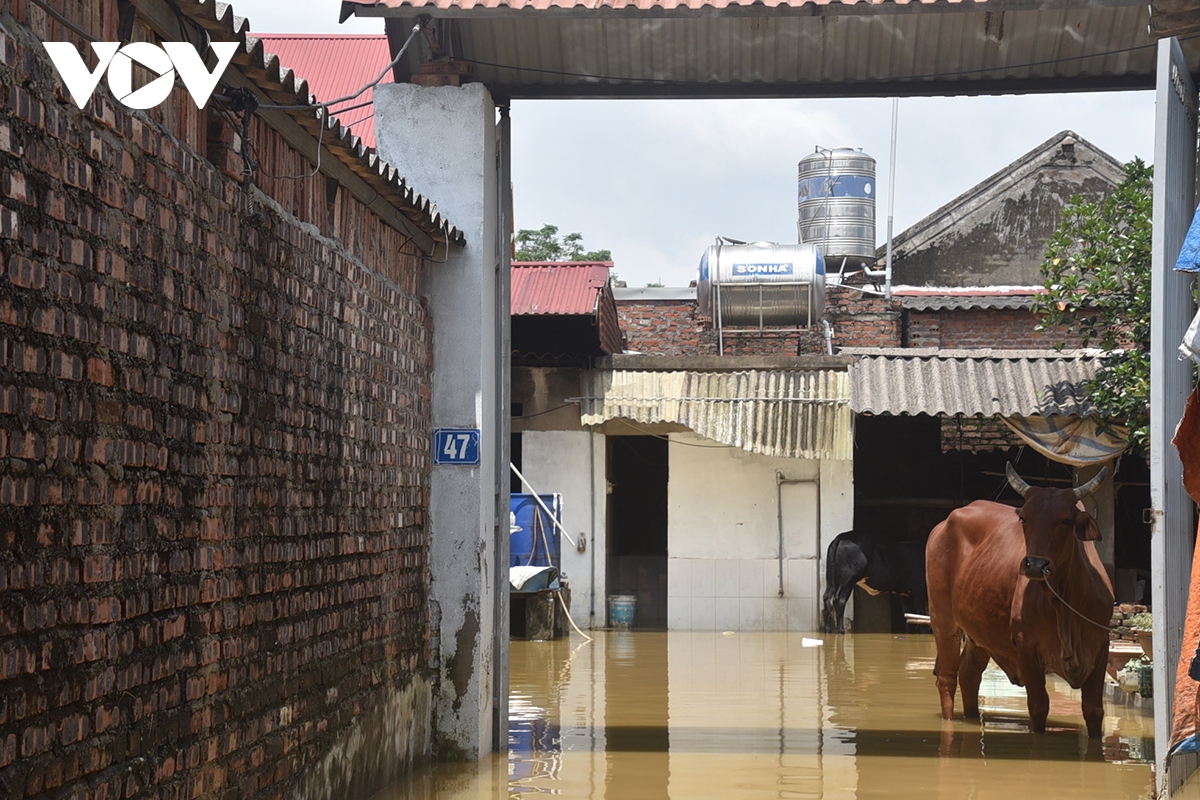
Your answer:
[443,433,473,460]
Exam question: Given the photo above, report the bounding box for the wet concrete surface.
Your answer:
[373,632,1154,799]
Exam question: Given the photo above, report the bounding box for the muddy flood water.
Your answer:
[374,632,1155,799]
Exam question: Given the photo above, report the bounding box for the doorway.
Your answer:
[606,436,669,629]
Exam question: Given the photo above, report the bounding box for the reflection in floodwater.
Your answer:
[371,632,1154,800]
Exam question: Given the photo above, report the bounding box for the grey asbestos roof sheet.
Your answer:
[581,368,852,459]
[850,352,1101,418]
[897,295,1038,312]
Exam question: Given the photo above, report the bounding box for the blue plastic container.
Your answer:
[510,493,561,569]
[608,595,636,629]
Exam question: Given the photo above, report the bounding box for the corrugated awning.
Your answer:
[580,369,852,460]
[340,1,1200,99]
[850,351,1101,418]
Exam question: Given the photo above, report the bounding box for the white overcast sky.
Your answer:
[230,0,1157,287]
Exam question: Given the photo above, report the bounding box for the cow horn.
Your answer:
[1006,463,1032,498]
[1072,467,1109,500]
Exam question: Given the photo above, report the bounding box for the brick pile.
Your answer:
[1,2,432,797]
[1110,604,1151,644]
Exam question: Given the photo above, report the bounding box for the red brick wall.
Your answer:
[616,300,704,356]
[702,328,824,356]
[616,286,901,356]
[615,291,1092,357]
[1,5,431,799]
[908,308,1087,349]
[825,286,902,350]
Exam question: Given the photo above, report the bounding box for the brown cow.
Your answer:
[926,464,1113,737]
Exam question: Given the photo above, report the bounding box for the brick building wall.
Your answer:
[824,286,901,350]
[1,4,433,799]
[616,290,1088,355]
[616,299,704,356]
[907,307,1088,349]
[615,285,901,356]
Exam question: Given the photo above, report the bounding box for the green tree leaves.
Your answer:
[1033,158,1152,456]
[514,224,612,262]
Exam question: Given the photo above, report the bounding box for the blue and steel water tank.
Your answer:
[696,242,825,327]
[797,147,877,266]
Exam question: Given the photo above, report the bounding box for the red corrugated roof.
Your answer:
[255,34,391,150]
[511,262,612,316]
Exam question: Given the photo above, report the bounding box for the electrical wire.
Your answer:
[339,112,376,130]
[516,403,576,420]
[209,23,421,183]
[610,417,733,448]
[255,23,422,111]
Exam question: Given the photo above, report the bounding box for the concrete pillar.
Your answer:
[374,83,501,760]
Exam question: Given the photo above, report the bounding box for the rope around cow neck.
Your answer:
[1041,577,1111,632]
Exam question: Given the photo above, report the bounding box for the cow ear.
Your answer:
[1075,513,1101,541]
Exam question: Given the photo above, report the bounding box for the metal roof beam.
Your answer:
[346,0,1144,21]
[482,75,1154,102]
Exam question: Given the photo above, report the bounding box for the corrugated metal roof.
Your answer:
[580,369,852,460]
[850,352,1101,417]
[165,1,463,248]
[511,262,611,315]
[255,35,392,150]
[341,1,1193,99]
[511,262,623,355]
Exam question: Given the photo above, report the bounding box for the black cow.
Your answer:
[822,530,927,634]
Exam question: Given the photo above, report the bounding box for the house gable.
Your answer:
[887,130,1126,287]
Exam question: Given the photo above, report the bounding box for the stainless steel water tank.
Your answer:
[696,242,825,327]
[797,147,876,265]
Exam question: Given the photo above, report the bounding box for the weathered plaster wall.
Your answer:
[519,430,606,628]
[374,82,502,760]
[0,3,434,797]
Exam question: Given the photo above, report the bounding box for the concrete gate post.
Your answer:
[374,83,502,759]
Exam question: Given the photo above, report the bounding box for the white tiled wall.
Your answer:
[669,557,818,631]
[665,432,851,632]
